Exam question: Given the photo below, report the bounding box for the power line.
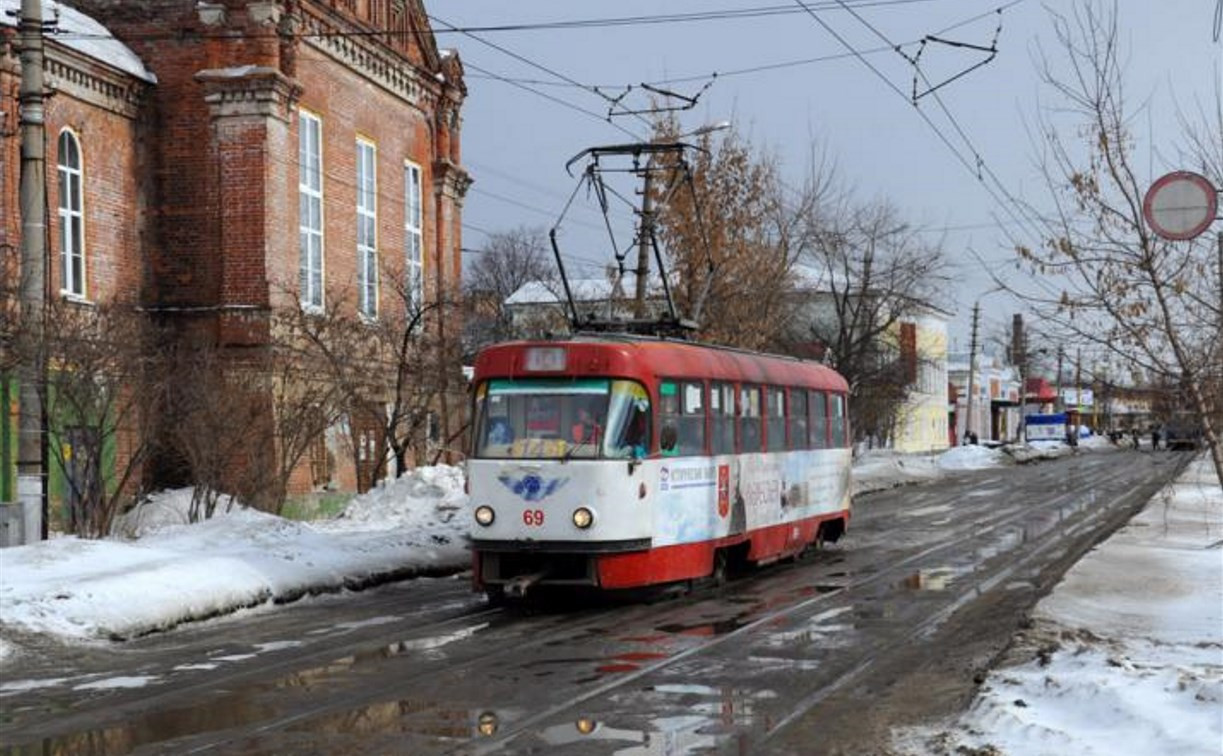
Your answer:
[428,14,653,135]
[428,0,942,35]
[791,0,1058,298]
[461,61,640,140]
[468,186,610,234]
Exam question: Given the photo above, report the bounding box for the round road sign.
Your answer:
[1142,171,1218,241]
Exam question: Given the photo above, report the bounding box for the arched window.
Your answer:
[57,130,85,297]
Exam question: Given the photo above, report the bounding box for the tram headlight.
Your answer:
[575,717,598,735]
[572,507,594,529]
[474,505,496,526]
[476,711,498,736]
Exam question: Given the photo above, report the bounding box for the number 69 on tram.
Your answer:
[467,336,852,600]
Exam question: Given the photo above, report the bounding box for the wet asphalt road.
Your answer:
[0,447,1187,755]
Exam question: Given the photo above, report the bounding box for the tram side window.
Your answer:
[789,388,809,450]
[739,385,762,453]
[711,382,735,455]
[765,387,786,451]
[830,393,848,447]
[659,381,705,456]
[810,390,829,449]
[680,382,706,454]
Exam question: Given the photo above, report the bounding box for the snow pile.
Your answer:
[0,467,471,642]
[893,454,1223,755]
[852,450,942,495]
[937,445,1005,471]
[323,464,466,531]
[854,444,1012,493]
[1004,440,1074,463]
[111,488,242,539]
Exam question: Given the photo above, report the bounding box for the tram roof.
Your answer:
[473,334,849,393]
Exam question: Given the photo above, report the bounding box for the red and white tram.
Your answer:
[467,335,852,599]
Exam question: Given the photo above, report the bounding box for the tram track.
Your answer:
[184,454,1162,754]
[462,453,1177,753]
[760,457,1163,743]
[4,452,1178,754]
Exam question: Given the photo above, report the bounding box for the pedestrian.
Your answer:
[1151,426,1161,451]
[1130,428,1139,449]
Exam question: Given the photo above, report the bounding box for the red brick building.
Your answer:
[2,0,468,511]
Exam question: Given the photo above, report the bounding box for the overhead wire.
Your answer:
[790,0,1061,300]
[428,13,653,137]
[460,61,640,140]
[427,0,942,35]
[829,0,1063,299]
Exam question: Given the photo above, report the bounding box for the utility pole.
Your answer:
[1055,345,1064,413]
[17,0,48,541]
[633,168,654,319]
[964,302,980,444]
[1013,314,1026,443]
[1075,347,1082,428]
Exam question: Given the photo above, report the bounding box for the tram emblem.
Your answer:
[497,473,568,502]
[717,465,731,518]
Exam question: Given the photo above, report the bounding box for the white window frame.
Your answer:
[357,138,379,319]
[404,161,423,315]
[57,129,85,298]
[298,110,325,311]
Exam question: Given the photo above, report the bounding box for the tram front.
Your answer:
[467,343,655,599]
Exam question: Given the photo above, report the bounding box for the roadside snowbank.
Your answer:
[852,450,942,495]
[0,466,468,641]
[937,445,1005,470]
[893,454,1223,755]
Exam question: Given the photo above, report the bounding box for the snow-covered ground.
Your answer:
[0,466,468,645]
[1,440,1218,756]
[893,453,1223,756]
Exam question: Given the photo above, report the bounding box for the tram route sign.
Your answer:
[1143,171,1218,241]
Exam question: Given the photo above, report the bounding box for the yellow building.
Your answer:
[891,307,951,453]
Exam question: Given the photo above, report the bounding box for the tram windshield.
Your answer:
[474,378,651,460]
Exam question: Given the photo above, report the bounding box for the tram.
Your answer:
[466,334,852,600]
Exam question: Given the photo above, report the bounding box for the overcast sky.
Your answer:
[436,1,1221,350]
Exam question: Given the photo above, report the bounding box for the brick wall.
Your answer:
[25,0,470,500]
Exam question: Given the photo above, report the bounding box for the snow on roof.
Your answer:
[505,275,641,306]
[0,1,157,83]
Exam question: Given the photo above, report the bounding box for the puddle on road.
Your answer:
[533,683,778,754]
[898,566,962,591]
[654,616,747,637]
[8,692,279,755]
[12,622,493,754]
[285,697,513,741]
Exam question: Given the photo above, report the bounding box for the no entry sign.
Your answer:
[1143,171,1218,241]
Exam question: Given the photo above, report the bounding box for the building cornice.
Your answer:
[432,159,472,202]
[297,7,437,113]
[2,40,149,119]
[196,66,302,122]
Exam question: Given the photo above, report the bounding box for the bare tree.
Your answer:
[36,300,163,537]
[1012,1,1222,484]
[462,226,554,353]
[789,197,950,445]
[164,337,268,521]
[289,270,468,490]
